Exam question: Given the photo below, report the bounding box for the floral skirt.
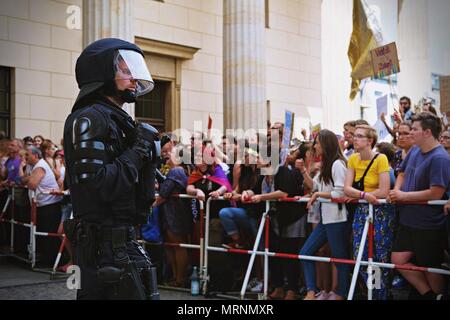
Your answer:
[352,203,396,300]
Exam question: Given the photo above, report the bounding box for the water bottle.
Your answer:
[190,266,200,296]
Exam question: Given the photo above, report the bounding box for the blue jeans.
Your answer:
[219,207,257,236]
[300,220,350,298]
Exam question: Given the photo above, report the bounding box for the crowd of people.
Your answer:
[0,134,72,271]
[0,95,449,300]
[150,96,450,300]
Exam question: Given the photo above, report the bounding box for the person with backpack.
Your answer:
[153,143,190,288]
[344,125,396,300]
[251,143,309,300]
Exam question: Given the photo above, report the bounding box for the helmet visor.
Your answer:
[114,49,154,96]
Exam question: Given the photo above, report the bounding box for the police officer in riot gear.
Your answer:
[63,38,160,300]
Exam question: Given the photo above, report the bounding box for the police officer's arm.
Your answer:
[71,108,145,202]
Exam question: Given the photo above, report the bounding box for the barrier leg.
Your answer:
[367,204,374,301]
[31,195,37,269]
[348,214,370,300]
[264,202,270,299]
[28,221,34,261]
[202,198,211,295]
[199,200,205,293]
[10,193,15,253]
[240,211,268,300]
[52,236,67,273]
[0,194,11,221]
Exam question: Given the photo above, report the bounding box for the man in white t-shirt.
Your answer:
[20,146,62,266]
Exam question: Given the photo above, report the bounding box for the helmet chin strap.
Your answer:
[117,89,137,103]
[104,79,138,104]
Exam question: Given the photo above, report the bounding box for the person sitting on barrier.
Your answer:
[20,146,63,267]
[299,130,350,300]
[219,147,265,250]
[187,144,232,217]
[344,124,396,300]
[153,143,191,288]
[219,145,266,293]
[389,112,450,300]
[187,144,232,267]
[251,143,309,300]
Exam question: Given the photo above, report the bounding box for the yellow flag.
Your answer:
[348,0,379,100]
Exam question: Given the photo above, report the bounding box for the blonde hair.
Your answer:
[355,125,378,148]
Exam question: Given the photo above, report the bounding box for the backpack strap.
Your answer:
[360,153,380,182]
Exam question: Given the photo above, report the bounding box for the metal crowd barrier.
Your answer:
[2,187,448,299]
[143,194,205,293]
[201,196,450,300]
[0,187,68,277]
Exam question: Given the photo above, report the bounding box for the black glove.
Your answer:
[132,123,159,160]
[155,169,166,183]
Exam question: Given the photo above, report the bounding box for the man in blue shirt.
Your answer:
[389,112,450,300]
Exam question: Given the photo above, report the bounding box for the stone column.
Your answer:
[223,0,267,131]
[83,0,135,116]
[397,0,430,104]
[83,0,133,46]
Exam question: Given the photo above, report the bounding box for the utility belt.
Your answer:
[64,219,135,244]
[63,218,160,300]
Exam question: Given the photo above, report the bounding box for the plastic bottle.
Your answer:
[190,266,200,296]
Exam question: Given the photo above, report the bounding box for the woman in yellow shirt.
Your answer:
[344,125,396,300]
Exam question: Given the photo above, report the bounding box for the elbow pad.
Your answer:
[72,111,108,183]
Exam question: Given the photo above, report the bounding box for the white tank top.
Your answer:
[32,159,63,207]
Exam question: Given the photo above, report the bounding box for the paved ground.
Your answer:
[0,255,419,300]
[0,256,220,300]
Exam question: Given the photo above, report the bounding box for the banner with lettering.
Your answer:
[280,110,295,166]
[440,76,450,114]
[370,42,400,78]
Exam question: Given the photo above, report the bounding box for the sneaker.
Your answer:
[392,275,406,289]
[315,290,330,300]
[246,277,259,290]
[57,264,72,273]
[327,291,338,300]
[269,288,285,300]
[250,281,263,293]
[284,290,299,300]
[303,291,316,300]
[441,262,450,270]
[222,242,244,249]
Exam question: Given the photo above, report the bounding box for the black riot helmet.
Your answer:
[74,38,154,109]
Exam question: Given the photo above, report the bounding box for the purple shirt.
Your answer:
[5,156,21,184]
[399,145,450,229]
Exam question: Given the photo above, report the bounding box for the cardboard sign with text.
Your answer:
[440,76,450,114]
[279,110,295,166]
[370,42,400,78]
